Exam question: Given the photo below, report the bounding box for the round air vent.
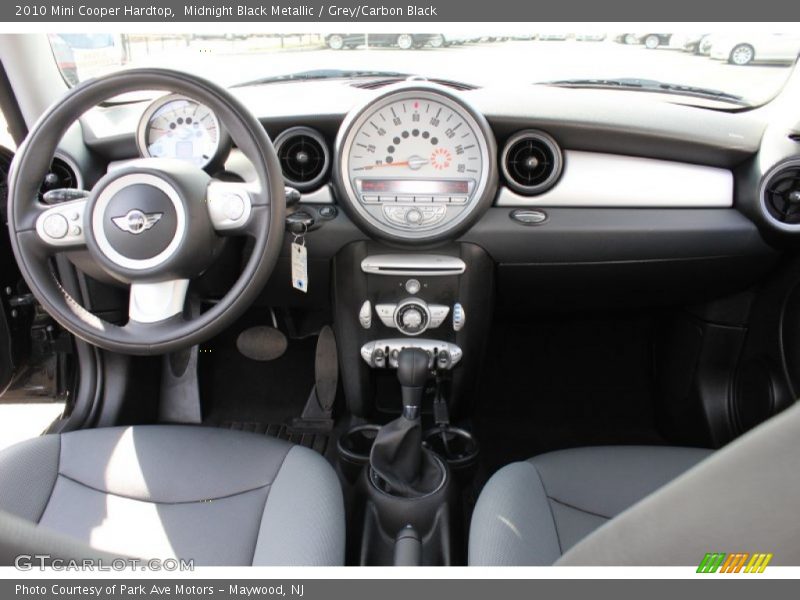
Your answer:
[760,159,800,229]
[500,130,563,195]
[273,127,329,192]
[39,154,82,202]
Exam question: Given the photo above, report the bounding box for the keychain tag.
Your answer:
[291,234,308,293]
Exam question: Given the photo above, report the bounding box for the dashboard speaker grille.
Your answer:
[762,163,800,226]
[274,127,329,192]
[501,130,563,195]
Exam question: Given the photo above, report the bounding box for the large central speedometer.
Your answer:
[335,84,497,242]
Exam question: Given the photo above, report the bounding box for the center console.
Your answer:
[333,241,494,418]
[333,240,494,565]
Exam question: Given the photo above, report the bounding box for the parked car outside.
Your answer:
[708,33,800,65]
[575,33,607,42]
[634,33,673,49]
[538,33,570,41]
[325,33,441,50]
[613,33,639,44]
[667,33,708,53]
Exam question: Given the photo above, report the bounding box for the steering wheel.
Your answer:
[6,69,285,355]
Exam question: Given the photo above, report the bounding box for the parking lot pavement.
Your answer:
[114,38,794,105]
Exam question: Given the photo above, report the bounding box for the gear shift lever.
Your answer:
[397,347,429,420]
[369,348,442,497]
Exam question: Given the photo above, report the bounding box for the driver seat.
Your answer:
[0,425,344,565]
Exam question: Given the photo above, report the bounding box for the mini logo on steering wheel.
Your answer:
[111,210,163,235]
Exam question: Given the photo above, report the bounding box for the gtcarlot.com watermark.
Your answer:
[14,555,194,571]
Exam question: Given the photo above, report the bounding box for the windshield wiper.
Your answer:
[232,69,411,88]
[540,78,747,106]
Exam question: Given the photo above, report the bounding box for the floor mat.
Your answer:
[199,310,318,427]
[471,311,666,485]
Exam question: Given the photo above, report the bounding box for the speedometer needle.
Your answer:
[363,155,429,170]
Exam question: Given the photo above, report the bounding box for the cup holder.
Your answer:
[337,423,381,483]
[422,426,479,479]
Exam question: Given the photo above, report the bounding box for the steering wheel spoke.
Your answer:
[207,180,256,235]
[34,197,88,252]
[128,279,189,324]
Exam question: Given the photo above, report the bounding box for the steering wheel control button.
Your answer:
[223,194,245,221]
[207,181,252,231]
[36,199,88,247]
[43,214,69,239]
[405,278,421,295]
[359,300,372,329]
[453,303,466,331]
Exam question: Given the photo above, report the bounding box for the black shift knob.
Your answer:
[397,347,430,389]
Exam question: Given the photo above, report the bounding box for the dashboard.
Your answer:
[65,75,800,311]
[106,78,765,249]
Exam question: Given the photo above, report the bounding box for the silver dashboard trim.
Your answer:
[361,254,466,276]
[495,150,733,208]
[299,185,334,204]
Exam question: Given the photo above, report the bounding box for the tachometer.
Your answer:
[136,94,223,169]
[336,84,496,242]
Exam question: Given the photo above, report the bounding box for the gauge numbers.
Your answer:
[348,97,483,189]
[138,95,220,169]
[341,89,489,239]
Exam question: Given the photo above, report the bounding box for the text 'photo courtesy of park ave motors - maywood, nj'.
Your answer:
[16,584,304,597]
[29,4,440,19]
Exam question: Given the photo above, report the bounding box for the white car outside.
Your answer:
[709,33,800,65]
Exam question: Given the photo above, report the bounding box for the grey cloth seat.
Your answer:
[0,425,345,566]
[469,445,712,566]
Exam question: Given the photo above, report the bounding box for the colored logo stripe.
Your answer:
[697,553,773,573]
[720,553,748,573]
[745,553,773,573]
[697,553,726,573]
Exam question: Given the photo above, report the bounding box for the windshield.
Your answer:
[48,31,800,107]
